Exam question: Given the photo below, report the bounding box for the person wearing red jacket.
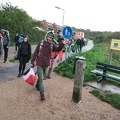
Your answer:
[45,38,59,79]
[57,32,64,62]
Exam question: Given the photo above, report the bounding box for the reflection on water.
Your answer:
[87,81,120,94]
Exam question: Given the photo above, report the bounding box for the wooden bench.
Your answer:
[91,62,120,82]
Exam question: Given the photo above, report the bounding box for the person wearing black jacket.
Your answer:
[17,36,31,77]
[76,37,84,53]
[14,33,19,53]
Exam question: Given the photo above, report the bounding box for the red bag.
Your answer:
[23,68,36,86]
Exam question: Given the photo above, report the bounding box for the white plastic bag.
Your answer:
[23,68,36,86]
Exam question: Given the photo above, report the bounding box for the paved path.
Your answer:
[55,40,94,62]
[0,40,94,82]
[0,45,37,82]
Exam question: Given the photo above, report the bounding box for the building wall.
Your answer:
[39,20,82,37]
[39,20,62,33]
[41,20,48,30]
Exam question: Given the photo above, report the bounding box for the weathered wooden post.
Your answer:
[109,49,113,65]
[72,56,86,103]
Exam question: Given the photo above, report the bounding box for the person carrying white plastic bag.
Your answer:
[23,68,36,86]
[30,31,67,101]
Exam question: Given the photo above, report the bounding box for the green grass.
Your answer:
[9,58,18,63]
[54,42,120,83]
[90,89,120,110]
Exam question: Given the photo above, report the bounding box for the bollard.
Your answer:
[72,57,86,103]
[73,56,86,74]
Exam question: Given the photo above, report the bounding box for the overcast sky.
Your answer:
[0,0,120,32]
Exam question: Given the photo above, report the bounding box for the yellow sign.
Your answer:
[110,39,120,51]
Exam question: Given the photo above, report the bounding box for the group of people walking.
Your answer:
[0,29,85,101]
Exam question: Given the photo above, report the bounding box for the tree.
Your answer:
[0,2,44,44]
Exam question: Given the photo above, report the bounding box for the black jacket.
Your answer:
[18,41,31,58]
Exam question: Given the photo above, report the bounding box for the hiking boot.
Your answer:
[3,61,6,63]
[17,73,21,77]
[47,75,51,79]
[41,94,45,101]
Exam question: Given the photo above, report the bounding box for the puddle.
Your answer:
[87,81,120,94]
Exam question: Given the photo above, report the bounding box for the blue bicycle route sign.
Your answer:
[62,26,73,39]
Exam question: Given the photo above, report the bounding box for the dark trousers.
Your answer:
[19,55,29,74]
[3,45,8,62]
[15,41,19,51]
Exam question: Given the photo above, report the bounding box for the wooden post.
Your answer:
[72,59,86,103]
[109,49,113,65]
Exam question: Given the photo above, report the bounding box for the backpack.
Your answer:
[18,36,24,43]
[38,40,59,59]
[38,40,53,56]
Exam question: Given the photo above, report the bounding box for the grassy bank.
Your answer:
[54,42,120,83]
[54,42,120,109]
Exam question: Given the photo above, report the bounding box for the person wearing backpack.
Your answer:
[0,31,3,57]
[18,32,24,44]
[17,35,31,77]
[30,31,67,101]
[1,29,10,63]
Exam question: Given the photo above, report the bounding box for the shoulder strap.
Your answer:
[51,42,54,52]
[38,40,44,56]
[39,40,44,50]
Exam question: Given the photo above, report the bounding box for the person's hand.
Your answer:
[30,64,34,68]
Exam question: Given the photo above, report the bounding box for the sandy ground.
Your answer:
[0,61,120,120]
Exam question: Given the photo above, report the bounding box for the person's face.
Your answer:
[59,33,63,38]
[24,37,28,42]
[47,35,53,42]
[2,31,5,34]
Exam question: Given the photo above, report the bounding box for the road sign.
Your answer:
[110,39,120,51]
[62,26,73,39]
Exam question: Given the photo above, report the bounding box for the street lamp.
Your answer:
[55,6,65,28]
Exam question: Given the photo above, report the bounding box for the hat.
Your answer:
[1,29,6,33]
[47,32,54,39]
